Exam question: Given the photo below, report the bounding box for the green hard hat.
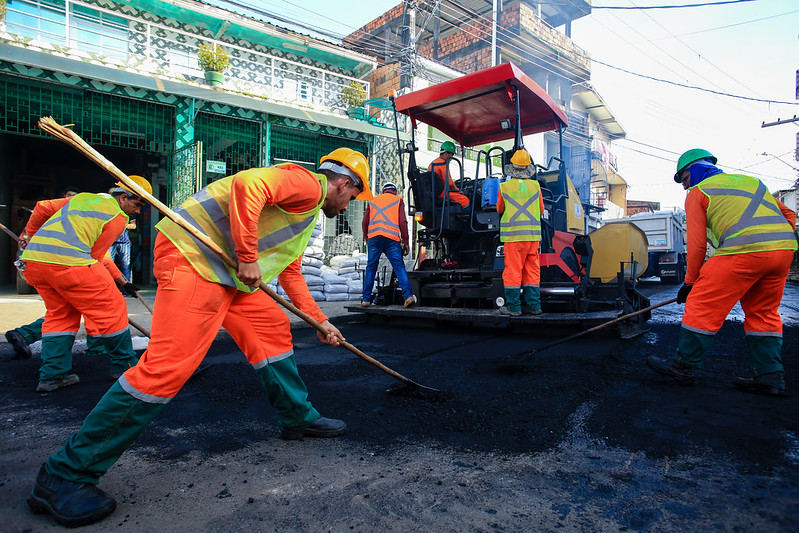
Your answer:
[674,148,717,183]
[440,141,456,154]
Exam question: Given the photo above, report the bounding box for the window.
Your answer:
[70,4,128,60]
[5,0,67,44]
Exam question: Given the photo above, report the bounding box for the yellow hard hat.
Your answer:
[319,148,372,200]
[510,149,532,167]
[115,175,152,197]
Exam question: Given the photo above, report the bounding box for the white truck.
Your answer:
[603,210,687,284]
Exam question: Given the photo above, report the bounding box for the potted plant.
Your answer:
[342,80,367,119]
[197,42,230,87]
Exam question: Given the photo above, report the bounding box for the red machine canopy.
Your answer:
[394,62,568,148]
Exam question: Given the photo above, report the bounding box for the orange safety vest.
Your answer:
[367,193,402,242]
[156,165,325,292]
[695,173,797,256]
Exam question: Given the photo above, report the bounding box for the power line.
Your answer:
[217,1,794,108]
[614,143,798,183]
[594,0,758,9]
[591,58,799,105]
[656,8,799,39]
[624,0,768,107]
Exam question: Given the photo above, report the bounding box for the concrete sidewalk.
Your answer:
[0,284,362,354]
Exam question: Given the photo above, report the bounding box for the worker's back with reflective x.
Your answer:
[693,173,797,256]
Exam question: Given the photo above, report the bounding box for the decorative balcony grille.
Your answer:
[3,0,369,115]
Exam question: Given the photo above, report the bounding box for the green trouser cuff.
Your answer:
[675,326,715,367]
[39,334,76,382]
[746,335,784,376]
[256,355,319,429]
[85,335,105,356]
[522,286,541,309]
[504,288,521,313]
[93,331,138,375]
[46,382,166,484]
[15,317,44,344]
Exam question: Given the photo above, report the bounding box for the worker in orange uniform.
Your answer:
[428,140,470,208]
[28,148,372,528]
[20,179,148,392]
[6,186,82,359]
[361,182,415,307]
[647,148,797,397]
[497,149,544,316]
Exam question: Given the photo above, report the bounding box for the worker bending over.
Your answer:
[28,148,371,528]
[497,149,544,316]
[20,179,147,391]
[647,148,797,396]
[5,186,83,359]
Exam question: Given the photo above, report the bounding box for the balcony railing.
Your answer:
[2,0,368,116]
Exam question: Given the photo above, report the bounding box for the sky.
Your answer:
[226,0,799,211]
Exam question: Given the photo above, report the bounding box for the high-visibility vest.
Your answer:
[156,165,326,292]
[499,178,541,243]
[694,173,797,256]
[22,193,126,266]
[367,193,402,242]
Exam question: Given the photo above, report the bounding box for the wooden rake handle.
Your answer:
[38,117,436,392]
[0,221,23,243]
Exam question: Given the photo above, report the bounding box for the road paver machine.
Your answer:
[359,63,650,336]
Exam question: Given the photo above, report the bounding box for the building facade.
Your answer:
[344,0,629,226]
[0,0,395,286]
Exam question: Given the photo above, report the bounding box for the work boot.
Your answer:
[733,371,788,397]
[5,330,32,359]
[403,295,417,308]
[36,374,80,392]
[498,306,521,317]
[521,306,542,315]
[279,417,347,440]
[646,356,694,385]
[28,464,116,527]
[361,300,371,307]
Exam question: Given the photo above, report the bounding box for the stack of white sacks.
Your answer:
[322,253,368,301]
[266,215,367,302]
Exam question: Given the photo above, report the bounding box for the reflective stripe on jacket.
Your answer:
[499,178,541,243]
[156,167,326,292]
[367,193,402,241]
[695,173,797,256]
[22,193,126,266]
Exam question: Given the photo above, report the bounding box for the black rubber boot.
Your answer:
[279,416,347,440]
[646,356,695,385]
[27,464,116,527]
[5,330,32,359]
[733,372,788,397]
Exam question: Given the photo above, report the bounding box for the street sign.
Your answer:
[206,160,226,174]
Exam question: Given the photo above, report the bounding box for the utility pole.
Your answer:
[400,0,416,90]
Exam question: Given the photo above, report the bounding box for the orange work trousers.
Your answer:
[502,240,541,289]
[682,249,794,335]
[24,261,129,338]
[122,233,294,402]
[446,191,470,208]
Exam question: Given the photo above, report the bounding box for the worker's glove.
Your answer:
[676,283,693,304]
[122,282,140,297]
